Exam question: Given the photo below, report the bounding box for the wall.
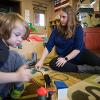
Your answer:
[20,0,33,23]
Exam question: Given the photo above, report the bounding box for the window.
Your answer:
[34,12,45,27]
[33,1,47,27]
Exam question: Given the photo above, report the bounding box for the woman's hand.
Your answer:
[56,57,67,67]
[16,65,32,82]
[35,60,43,70]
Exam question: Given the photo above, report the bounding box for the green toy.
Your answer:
[29,23,39,32]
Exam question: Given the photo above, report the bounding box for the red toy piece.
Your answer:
[27,35,44,42]
[37,87,48,96]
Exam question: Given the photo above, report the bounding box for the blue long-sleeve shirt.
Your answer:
[45,24,85,58]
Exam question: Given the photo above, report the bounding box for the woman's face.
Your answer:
[6,21,26,48]
[60,10,68,26]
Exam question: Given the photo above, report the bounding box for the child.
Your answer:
[0,12,32,99]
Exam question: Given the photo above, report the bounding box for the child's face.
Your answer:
[6,21,26,48]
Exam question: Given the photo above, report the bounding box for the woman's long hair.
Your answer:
[58,5,79,39]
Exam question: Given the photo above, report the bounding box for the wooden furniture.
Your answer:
[49,19,60,30]
[0,1,21,13]
[54,0,69,11]
[84,27,100,53]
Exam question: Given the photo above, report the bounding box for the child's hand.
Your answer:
[16,65,32,82]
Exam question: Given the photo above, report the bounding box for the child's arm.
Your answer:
[0,65,32,84]
[0,71,20,83]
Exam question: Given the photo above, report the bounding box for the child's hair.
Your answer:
[0,12,29,40]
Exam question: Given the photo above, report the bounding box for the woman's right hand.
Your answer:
[16,64,32,82]
[35,60,43,70]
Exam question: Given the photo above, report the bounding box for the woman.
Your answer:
[35,5,100,74]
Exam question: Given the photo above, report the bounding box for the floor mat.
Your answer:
[68,75,100,100]
[16,66,100,100]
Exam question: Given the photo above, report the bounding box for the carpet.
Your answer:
[17,66,100,100]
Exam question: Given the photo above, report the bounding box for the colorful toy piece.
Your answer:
[27,35,44,42]
[36,87,48,100]
[29,23,39,33]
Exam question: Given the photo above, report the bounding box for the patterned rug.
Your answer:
[16,66,100,100]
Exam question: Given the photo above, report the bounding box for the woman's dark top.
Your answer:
[45,24,85,61]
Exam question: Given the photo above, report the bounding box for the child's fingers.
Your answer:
[26,69,33,79]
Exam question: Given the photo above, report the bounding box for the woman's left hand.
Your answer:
[56,57,67,67]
